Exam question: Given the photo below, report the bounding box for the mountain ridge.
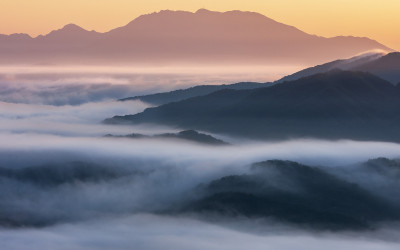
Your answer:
[180,159,400,230]
[0,9,393,65]
[104,130,229,146]
[120,82,272,106]
[278,51,400,84]
[105,70,400,142]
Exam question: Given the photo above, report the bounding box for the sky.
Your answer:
[0,0,399,51]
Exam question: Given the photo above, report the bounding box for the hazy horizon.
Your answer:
[1,2,400,250]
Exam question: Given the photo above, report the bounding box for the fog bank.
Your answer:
[1,215,399,250]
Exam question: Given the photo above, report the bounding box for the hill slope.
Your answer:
[120,82,272,106]
[180,159,400,230]
[278,52,400,84]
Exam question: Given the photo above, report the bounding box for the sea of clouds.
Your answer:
[0,67,399,249]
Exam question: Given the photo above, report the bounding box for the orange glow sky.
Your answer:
[0,0,399,51]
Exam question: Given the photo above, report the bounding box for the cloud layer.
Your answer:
[0,69,400,249]
[0,65,291,105]
[1,215,400,250]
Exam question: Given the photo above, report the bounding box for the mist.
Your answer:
[0,65,299,105]
[1,215,400,250]
[1,68,400,249]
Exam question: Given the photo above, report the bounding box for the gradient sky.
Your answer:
[0,0,399,51]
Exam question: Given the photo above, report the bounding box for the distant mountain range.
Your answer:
[0,9,393,65]
[278,52,400,84]
[105,70,400,142]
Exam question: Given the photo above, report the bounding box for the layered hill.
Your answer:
[105,70,400,142]
[180,159,400,230]
[0,9,392,65]
[278,52,400,84]
[120,82,272,106]
[3,157,400,229]
[105,130,228,146]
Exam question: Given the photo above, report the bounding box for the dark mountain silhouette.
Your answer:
[335,158,400,205]
[354,52,400,84]
[0,9,392,65]
[105,130,228,146]
[278,52,400,84]
[105,70,400,142]
[180,160,400,230]
[120,82,272,106]
[359,158,400,180]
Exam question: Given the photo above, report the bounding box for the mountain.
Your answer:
[0,9,392,65]
[180,159,400,230]
[105,130,229,146]
[105,70,400,142]
[334,158,400,204]
[354,52,400,84]
[362,158,400,179]
[278,52,400,84]
[120,82,272,106]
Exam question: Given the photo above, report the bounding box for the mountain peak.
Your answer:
[60,23,87,32]
[0,33,32,40]
[195,8,213,14]
[37,23,99,41]
[383,52,400,60]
